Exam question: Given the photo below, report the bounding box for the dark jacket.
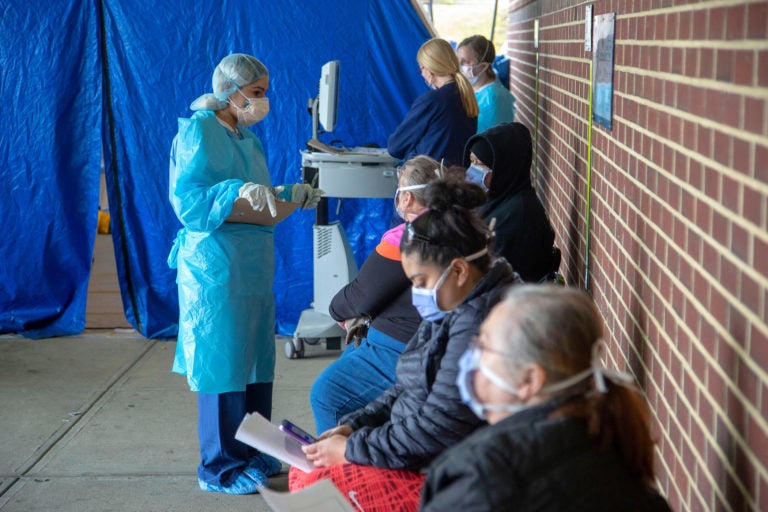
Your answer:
[388,82,477,166]
[329,224,421,343]
[421,402,673,512]
[341,259,519,470]
[463,122,556,282]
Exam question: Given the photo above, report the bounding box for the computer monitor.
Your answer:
[311,60,340,140]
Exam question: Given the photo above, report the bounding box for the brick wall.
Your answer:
[506,1,767,510]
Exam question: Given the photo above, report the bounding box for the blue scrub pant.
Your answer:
[197,382,272,485]
[310,327,404,434]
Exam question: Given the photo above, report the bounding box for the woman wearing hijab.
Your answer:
[463,122,558,282]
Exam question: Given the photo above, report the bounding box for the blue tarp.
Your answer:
[0,0,432,338]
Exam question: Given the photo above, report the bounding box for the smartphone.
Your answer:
[279,419,317,445]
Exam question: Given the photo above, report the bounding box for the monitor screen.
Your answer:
[318,60,339,133]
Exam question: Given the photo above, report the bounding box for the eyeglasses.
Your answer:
[404,222,435,245]
[469,336,517,359]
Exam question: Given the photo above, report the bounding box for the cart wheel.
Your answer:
[285,336,305,359]
[303,337,321,346]
[284,339,295,359]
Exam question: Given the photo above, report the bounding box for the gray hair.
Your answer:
[496,285,604,384]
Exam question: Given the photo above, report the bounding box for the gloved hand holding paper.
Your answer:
[239,182,277,217]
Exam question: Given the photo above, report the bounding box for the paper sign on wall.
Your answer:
[592,12,616,130]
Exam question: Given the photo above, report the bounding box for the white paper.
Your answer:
[234,413,315,474]
[259,479,357,512]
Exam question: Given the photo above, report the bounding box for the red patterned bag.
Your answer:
[289,464,426,512]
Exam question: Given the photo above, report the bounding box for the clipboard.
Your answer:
[226,198,302,226]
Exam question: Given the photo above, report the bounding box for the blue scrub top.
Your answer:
[387,82,477,166]
[476,78,516,133]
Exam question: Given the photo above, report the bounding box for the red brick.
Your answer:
[704,166,721,200]
[713,131,731,167]
[743,97,764,134]
[750,323,768,371]
[747,3,768,39]
[721,174,740,214]
[740,272,760,318]
[719,256,739,296]
[679,10,692,40]
[710,7,727,39]
[755,144,768,183]
[674,152,687,182]
[671,47,684,75]
[698,48,714,80]
[753,236,768,277]
[682,120,696,151]
[692,8,709,40]
[726,4,747,40]
[758,49,768,87]
[716,49,734,82]
[730,222,750,264]
[717,90,741,129]
[669,115,681,143]
[698,199,713,233]
[733,50,754,87]
[688,159,702,189]
[681,186,697,220]
[663,79,675,106]
[697,126,711,158]
[711,210,729,247]
[684,48,698,77]
[731,137,751,175]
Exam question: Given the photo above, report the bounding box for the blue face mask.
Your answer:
[410,247,489,322]
[466,164,491,192]
[411,265,452,322]
[457,344,602,421]
[456,346,525,420]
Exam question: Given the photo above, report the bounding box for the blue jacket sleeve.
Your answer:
[169,116,243,232]
[387,91,435,159]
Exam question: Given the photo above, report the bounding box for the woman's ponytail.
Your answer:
[455,72,479,118]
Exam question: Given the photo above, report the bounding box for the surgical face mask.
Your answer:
[410,247,488,322]
[460,65,481,86]
[456,346,527,420]
[394,184,427,221]
[232,90,269,126]
[466,164,491,192]
[457,344,600,421]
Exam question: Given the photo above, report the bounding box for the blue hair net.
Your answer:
[190,53,269,111]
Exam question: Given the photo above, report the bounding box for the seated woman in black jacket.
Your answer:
[421,285,673,512]
[310,155,442,434]
[289,181,520,512]
[463,122,558,282]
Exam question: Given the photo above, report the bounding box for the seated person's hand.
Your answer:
[238,182,277,217]
[302,435,349,467]
[317,424,353,441]
[344,316,371,347]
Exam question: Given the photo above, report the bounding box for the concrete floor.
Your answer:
[0,330,338,512]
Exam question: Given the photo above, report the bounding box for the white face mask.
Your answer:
[394,184,427,221]
[232,90,269,126]
[460,63,487,86]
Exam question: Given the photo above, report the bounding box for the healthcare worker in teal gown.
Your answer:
[167,53,321,495]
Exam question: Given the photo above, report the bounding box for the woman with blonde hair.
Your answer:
[388,38,478,166]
